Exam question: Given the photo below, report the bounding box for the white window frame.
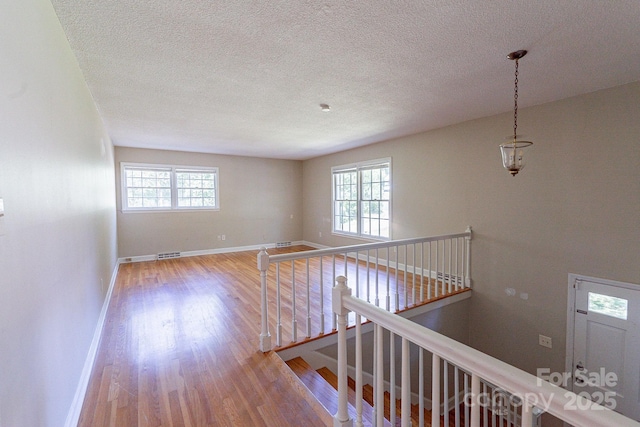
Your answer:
[332,158,391,240]
[121,162,219,212]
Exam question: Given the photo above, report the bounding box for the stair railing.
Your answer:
[332,275,640,427]
[258,227,472,352]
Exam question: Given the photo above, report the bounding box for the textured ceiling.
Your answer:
[50,0,640,160]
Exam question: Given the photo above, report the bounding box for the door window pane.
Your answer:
[588,292,628,320]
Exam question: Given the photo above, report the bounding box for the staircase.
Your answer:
[287,356,429,426]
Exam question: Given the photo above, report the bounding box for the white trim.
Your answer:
[299,240,330,249]
[65,259,121,427]
[120,162,219,212]
[117,241,309,264]
[565,273,640,397]
[331,157,392,240]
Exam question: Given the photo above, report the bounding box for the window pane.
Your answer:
[362,182,371,200]
[123,165,218,211]
[372,182,381,200]
[380,201,389,220]
[588,292,628,320]
[332,162,390,238]
[176,170,217,208]
[124,167,172,210]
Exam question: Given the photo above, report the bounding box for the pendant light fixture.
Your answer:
[500,50,533,176]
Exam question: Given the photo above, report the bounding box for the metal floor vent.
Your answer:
[157,251,181,260]
[276,241,292,248]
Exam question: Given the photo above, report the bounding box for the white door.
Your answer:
[571,277,640,421]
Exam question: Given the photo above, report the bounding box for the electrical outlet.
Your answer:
[221,234,226,241]
[539,334,552,348]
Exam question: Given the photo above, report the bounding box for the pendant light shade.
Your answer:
[500,139,532,175]
[500,50,533,176]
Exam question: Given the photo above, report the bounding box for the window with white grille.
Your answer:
[121,163,218,211]
[332,159,391,239]
[176,169,217,208]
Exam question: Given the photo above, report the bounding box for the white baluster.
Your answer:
[420,242,424,303]
[464,373,469,427]
[427,241,432,300]
[482,382,488,427]
[403,245,408,309]
[491,387,497,427]
[276,263,282,347]
[390,332,396,426]
[412,244,416,306]
[257,248,271,352]
[432,354,441,427]
[441,240,446,296]
[444,361,449,427]
[376,324,384,427]
[435,240,439,298]
[402,337,411,427]
[343,252,348,277]
[471,374,480,427]
[366,249,371,303]
[355,313,364,427]
[375,248,379,307]
[332,255,337,331]
[454,367,460,427]
[419,348,424,427]
[448,238,453,293]
[332,276,353,427]
[306,258,311,338]
[394,245,399,311]
[465,226,472,288]
[521,401,533,427]
[291,260,297,342]
[319,257,325,335]
[355,251,360,299]
[386,247,391,311]
[455,237,459,290]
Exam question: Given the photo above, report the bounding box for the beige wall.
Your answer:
[303,82,640,376]
[0,1,117,425]
[115,147,303,257]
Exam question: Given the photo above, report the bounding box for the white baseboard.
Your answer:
[117,240,309,264]
[64,259,121,427]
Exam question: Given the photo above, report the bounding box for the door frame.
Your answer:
[565,273,640,395]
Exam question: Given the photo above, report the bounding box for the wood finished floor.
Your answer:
[79,246,464,426]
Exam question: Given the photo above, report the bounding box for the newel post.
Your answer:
[332,276,353,427]
[465,226,473,288]
[258,247,271,352]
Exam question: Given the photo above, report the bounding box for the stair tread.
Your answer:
[289,357,477,426]
[287,357,389,426]
[316,365,395,426]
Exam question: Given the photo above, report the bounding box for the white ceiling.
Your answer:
[50,0,640,160]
